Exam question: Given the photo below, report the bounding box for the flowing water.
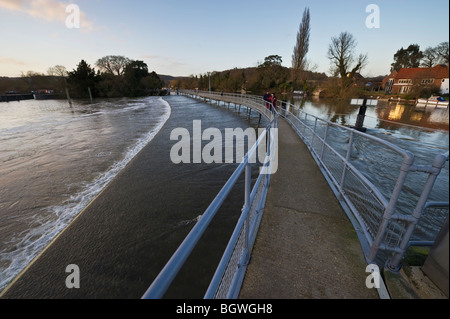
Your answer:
[0,97,171,291]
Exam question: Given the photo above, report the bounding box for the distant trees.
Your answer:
[256,55,290,92]
[421,47,439,68]
[67,60,99,98]
[173,64,328,96]
[0,57,166,99]
[391,42,448,71]
[188,69,248,93]
[46,65,69,94]
[435,42,449,66]
[391,44,423,71]
[123,60,164,97]
[96,55,131,76]
[259,55,283,68]
[15,71,62,93]
[64,56,166,98]
[47,65,68,77]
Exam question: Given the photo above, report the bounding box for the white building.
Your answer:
[440,78,449,95]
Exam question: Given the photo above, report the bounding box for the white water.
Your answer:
[0,97,171,292]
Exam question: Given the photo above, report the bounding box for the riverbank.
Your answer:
[0,94,34,102]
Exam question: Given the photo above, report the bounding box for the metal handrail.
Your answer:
[278,95,448,270]
[193,90,448,270]
[142,91,279,299]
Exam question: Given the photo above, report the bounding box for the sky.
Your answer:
[0,0,449,78]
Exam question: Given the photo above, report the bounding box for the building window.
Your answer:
[421,79,434,85]
[400,86,410,94]
[398,79,412,84]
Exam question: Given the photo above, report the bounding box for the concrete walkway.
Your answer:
[239,119,379,299]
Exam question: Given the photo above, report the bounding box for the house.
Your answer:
[383,65,449,95]
[365,75,385,91]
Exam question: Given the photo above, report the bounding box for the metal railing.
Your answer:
[279,97,449,271]
[142,90,448,299]
[187,91,448,271]
[142,91,279,299]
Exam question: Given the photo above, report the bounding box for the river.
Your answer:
[0,94,448,297]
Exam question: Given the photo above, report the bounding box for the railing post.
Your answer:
[387,152,449,271]
[368,151,415,263]
[320,123,329,161]
[244,164,252,264]
[338,130,354,200]
[311,117,318,147]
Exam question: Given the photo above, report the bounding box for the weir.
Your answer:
[142,90,448,299]
[142,92,278,299]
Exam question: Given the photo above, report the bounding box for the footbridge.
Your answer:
[142,90,449,299]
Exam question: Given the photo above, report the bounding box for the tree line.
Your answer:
[67,57,166,98]
[391,43,449,71]
[1,56,167,99]
[173,7,449,99]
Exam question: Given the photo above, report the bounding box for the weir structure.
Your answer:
[142,91,449,299]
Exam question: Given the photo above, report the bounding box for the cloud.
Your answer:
[0,57,27,66]
[0,0,27,11]
[0,0,94,31]
[140,55,160,60]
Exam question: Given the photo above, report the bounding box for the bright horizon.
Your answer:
[0,0,449,78]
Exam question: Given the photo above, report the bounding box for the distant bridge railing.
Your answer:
[142,90,278,299]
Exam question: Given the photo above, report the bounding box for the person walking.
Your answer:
[270,93,277,113]
[263,91,270,109]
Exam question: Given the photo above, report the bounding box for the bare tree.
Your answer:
[47,65,68,77]
[421,47,439,68]
[292,7,311,79]
[21,71,44,77]
[327,32,368,89]
[95,55,131,76]
[436,41,449,66]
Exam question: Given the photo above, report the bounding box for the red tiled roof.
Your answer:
[395,65,449,80]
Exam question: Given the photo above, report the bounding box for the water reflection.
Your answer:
[286,97,361,127]
[286,97,449,133]
[376,102,449,132]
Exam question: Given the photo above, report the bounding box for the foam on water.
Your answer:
[0,97,171,292]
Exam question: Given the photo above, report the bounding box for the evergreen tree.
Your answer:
[68,60,98,98]
[391,44,423,72]
[123,61,164,96]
